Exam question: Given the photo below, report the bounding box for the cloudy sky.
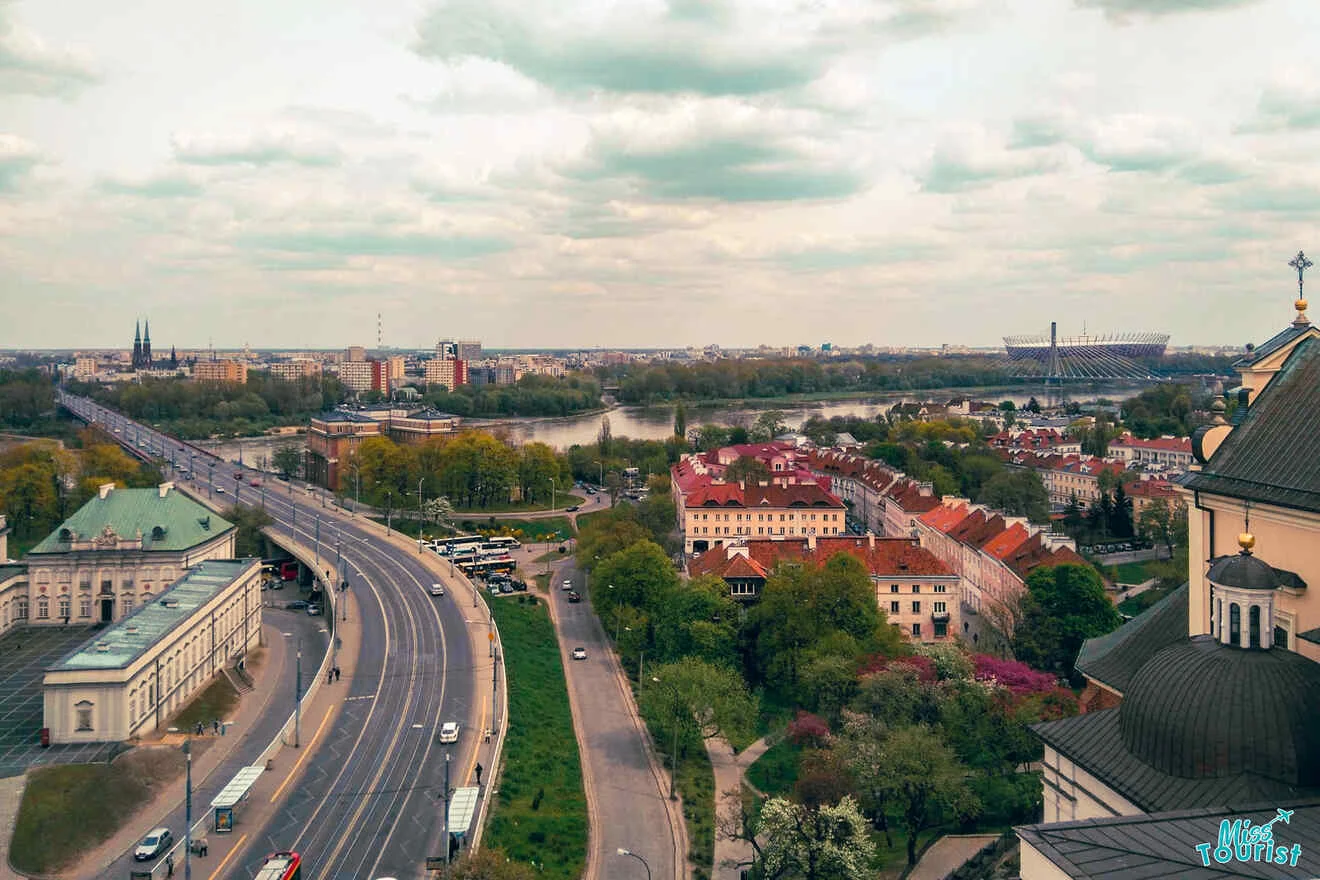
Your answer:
[2,0,1319,351]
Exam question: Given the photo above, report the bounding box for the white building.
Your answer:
[43,558,262,744]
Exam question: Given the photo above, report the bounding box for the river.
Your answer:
[198,383,1150,463]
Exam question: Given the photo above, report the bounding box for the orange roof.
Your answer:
[919,501,969,532]
[982,522,1031,560]
[693,537,955,580]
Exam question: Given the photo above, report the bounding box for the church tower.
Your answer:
[142,320,153,368]
[132,321,143,370]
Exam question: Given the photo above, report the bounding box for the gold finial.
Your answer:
[1238,532,1255,552]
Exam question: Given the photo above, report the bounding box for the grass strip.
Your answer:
[637,693,715,880]
[170,674,240,731]
[486,597,588,879]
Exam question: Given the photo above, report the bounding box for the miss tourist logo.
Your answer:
[1194,808,1302,869]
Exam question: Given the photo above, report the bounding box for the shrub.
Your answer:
[786,710,830,748]
[973,655,1057,695]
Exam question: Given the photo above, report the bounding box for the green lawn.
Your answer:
[456,494,585,515]
[486,598,588,880]
[745,738,802,797]
[12,748,186,874]
[1119,583,1178,617]
[1113,560,1155,584]
[171,675,240,731]
[474,517,575,542]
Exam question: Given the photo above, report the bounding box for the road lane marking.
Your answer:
[270,702,333,802]
[205,832,248,880]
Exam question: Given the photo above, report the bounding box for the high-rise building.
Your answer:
[344,345,367,363]
[73,357,98,379]
[192,360,247,384]
[456,339,482,362]
[423,357,467,390]
[337,360,375,392]
[268,360,322,382]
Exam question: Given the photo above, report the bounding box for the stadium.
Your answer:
[1004,322,1169,380]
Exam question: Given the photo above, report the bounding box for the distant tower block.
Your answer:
[1004,324,1169,380]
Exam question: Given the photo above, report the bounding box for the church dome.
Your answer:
[1207,541,1279,591]
[1119,636,1320,783]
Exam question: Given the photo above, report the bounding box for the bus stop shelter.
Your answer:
[212,765,265,832]
[447,786,479,854]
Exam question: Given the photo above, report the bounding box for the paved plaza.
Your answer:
[0,625,121,778]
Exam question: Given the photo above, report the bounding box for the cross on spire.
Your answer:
[1289,250,1312,297]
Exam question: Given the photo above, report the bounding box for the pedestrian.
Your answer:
[197,838,208,857]
[166,853,174,877]
[334,666,341,682]
[212,719,220,735]
[475,762,483,786]
[327,669,333,685]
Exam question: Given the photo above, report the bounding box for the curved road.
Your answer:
[60,393,489,880]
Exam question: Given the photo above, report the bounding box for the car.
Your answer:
[430,583,445,597]
[565,505,580,512]
[572,647,588,660]
[584,486,597,495]
[134,828,173,861]
[286,600,309,610]
[249,479,261,487]
[215,486,226,494]
[567,591,582,603]
[511,581,528,592]
[500,583,515,594]
[438,721,460,743]
[306,604,322,616]
[562,580,574,591]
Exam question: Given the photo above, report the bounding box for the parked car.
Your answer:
[306,604,322,616]
[134,828,173,861]
[565,505,580,512]
[499,583,515,594]
[562,580,574,591]
[567,591,582,603]
[430,583,445,597]
[286,600,309,610]
[439,721,460,743]
[572,647,588,660]
[511,581,528,592]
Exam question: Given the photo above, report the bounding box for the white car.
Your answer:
[438,721,460,743]
[134,827,173,861]
[572,647,588,660]
[430,583,445,597]
[562,580,574,591]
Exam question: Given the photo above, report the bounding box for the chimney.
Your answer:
[158,482,174,498]
[729,544,750,560]
[739,480,746,490]
[98,482,114,500]
[867,532,875,549]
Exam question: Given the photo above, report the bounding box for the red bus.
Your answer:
[254,851,302,880]
[279,561,299,581]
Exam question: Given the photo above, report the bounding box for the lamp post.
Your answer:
[616,849,652,880]
[593,459,605,488]
[652,676,679,800]
[417,476,426,544]
[550,476,556,514]
[291,635,302,747]
[183,737,193,880]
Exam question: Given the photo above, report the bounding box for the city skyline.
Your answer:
[4,0,1320,349]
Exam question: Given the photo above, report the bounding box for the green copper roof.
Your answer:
[28,486,234,555]
[50,559,257,672]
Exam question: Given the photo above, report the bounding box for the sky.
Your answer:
[3,0,1320,351]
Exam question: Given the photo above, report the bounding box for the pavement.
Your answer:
[552,560,687,880]
[707,735,775,880]
[907,834,1000,880]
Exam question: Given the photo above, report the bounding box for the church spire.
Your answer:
[132,321,143,369]
[142,319,152,368]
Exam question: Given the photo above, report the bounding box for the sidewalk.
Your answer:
[708,734,775,880]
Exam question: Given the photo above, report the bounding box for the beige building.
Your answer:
[5,483,236,632]
[343,345,367,363]
[672,475,847,556]
[192,360,247,384]
[268,360,322,382]
[337,360,376,393]
[72,357,98,379]
[423,357,467,389]
[43,558,262,744]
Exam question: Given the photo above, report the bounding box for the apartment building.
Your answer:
[1106,433,1194,471]
[268,360,322,382]
[423,357,467,390]
[192,360,247,384]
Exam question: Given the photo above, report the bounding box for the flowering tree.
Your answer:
[787,711,831,748]
[757,795,876,880]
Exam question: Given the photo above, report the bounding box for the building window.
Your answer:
[122,597,134,613]
[58,597,70,620]
[1230,603,1240,646]
[911,623,921,637]
[890,601,900,614]
[934,620,947,638]
[100,579,113,595]
[934,584,947,593]
[15,600,27,621]
[934,602,947,613]
[1275,625,1289,649]
[912,601,921,613]
[36,597,48,620]
[75,701,93,732]
[1249,606,1261,649]
[912,585,921,593]
[79,598,91,618]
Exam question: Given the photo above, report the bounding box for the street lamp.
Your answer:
[549,476,556,513]
[593,459,605,487]
[616,848,652,880]
[652,676,680,800]
[349,462,361,517]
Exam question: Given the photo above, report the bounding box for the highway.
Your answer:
[60,392,489,880]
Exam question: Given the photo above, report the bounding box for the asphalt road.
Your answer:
[61,394,486,880]
[556,560,681,880]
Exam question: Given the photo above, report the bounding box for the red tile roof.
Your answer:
[684,481,845,509]
[1125,479,1179,499]
[692,537,955,580]
[1110,435,1193,452]
[919,501,970,532]
[981,522,1031,560]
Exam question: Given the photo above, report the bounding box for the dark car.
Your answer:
[286,600,309,610]
[511,581,528,592]
[565,505,580,512]
[567,591,582,603]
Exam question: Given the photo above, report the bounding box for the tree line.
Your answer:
[419,373,602,418]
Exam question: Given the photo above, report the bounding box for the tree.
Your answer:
[799,655,859,724]
[871,725,980,866]
[1109,483,1134,538]
[440,848,537,880]
[750,410,788,442]
[645,657,758,746]
[693,424,730,452]
[998,400,1016,413]
[674,402,687,439]
[272,444,303,479]
[725,456,771,485]
[423,496,455,534]
[1137,498,1187,557]
[591,539,679,612]
[651,574,740,667]
[517,442,562,505]
[222,505,274,557]
[0,461,59,539]
[597,415,613,456]
[1025,396,1042,414]
[1012,563,1121,675]
[979,470,1050,523]
[1061,494,1084,540]
[756,796,876,880]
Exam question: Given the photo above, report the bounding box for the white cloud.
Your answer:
[0,132,41,190]
[171,132,343,167]
[0,2,99,97]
